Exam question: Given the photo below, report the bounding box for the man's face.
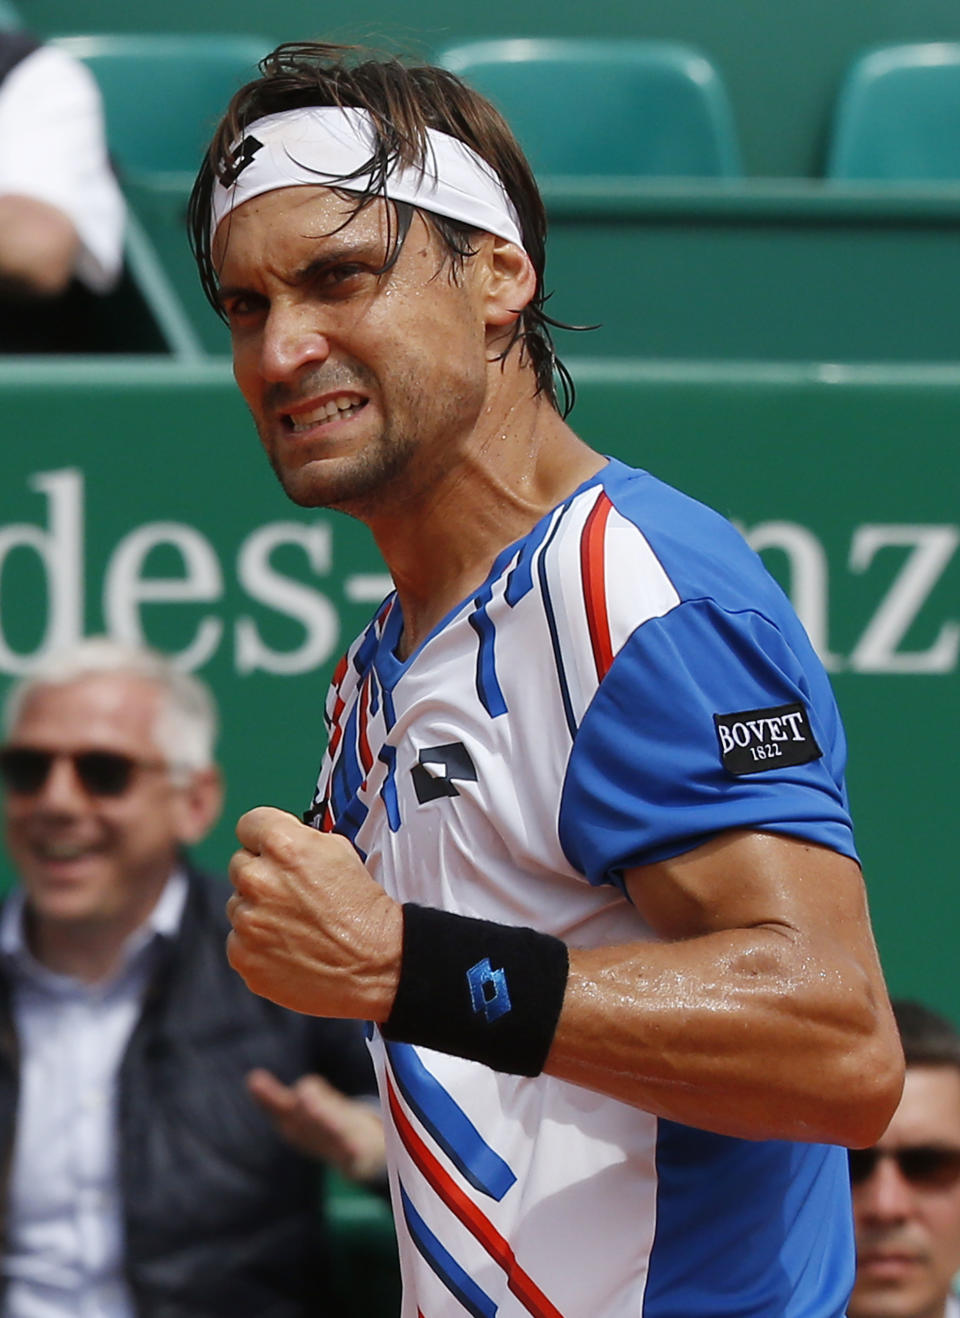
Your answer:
[214,187,493,518]
[849,1065,960,1318]
[2,674,197,930]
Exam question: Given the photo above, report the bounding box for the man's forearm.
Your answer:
[547,924,900,1146]
[0,194,78,297]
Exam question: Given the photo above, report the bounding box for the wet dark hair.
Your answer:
[188,40,576,414]
[894,999,960,1072]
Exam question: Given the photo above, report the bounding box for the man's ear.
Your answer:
[174,765,224,846]
[482,235,537,330]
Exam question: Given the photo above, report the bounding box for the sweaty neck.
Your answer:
[369,385,605,658]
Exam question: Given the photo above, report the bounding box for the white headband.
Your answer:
[210,105,525,249]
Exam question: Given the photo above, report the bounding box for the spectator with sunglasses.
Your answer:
[0,637,386,1318]
[849,999,960,1318]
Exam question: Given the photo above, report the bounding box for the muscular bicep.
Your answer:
[549,830,902,1141]
[623,828,879,963]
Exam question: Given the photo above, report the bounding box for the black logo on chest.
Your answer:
[411,742,477,803]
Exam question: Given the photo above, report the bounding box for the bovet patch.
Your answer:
[713,702,822,776]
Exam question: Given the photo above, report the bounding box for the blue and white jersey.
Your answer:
[307,458,856,1318]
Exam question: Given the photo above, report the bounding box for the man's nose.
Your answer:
[33,756,89,811]
[259,301,332,383]
[856,1155,916,1223]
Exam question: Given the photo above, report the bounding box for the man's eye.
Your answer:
[223,295,264,322]
[319,264,366,291]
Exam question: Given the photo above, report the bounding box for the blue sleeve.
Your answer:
[558,598,857,887]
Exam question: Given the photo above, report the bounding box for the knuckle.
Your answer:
[225,930,245,972]
[328,832,358,862]
[267,829,299,869]
[228,850,256,892]
[229,902,258,938]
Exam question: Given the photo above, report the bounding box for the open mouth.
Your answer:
[284,393,368,433]
[31,838,99,863]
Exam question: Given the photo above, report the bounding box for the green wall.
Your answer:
[0,357,955,1021]
[19,0,960,175]
[129,181,960,366]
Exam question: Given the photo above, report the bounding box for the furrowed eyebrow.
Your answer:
[216,283,256,310]
[216,239,387,310]
[289,232,397,281]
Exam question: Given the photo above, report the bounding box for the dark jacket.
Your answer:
[0,866,379,1318]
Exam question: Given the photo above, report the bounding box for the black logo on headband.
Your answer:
[219,135,264,187]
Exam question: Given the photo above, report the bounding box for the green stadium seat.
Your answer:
[0,0,23,29]
[436,37,741,177]
[827,42,960,179]
[51,32,271,180]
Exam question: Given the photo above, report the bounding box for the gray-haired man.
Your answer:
[0,638,384,1318]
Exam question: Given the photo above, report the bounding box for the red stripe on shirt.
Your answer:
[580,492,615,681]
[328,695,347,756]
[357,676,374,776]
[385,1073,564,1318]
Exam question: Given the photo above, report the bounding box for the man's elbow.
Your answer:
[824,1007,905,1148]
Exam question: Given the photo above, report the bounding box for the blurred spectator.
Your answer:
[849,998,960,1318]
[0,638,385,1317]
[0,32,125,352]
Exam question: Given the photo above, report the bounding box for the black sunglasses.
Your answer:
[0,747,166,798]
[848,1144,960,1189]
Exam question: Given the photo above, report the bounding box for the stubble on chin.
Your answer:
[261,425,418,520]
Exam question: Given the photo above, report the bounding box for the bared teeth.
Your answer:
[288,395,365,432]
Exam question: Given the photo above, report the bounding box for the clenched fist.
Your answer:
[227,806,402,1020]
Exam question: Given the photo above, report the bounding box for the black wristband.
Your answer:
[381,904,569,1077]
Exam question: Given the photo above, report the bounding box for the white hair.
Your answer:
[2,638,219,776]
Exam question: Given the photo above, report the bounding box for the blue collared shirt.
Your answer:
[0,873,187,1318]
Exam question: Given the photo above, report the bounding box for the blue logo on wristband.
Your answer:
[467,958,512,1024]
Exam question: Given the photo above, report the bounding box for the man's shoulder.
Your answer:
[0,893,12,991]
[587,458,790,618]
[161,865,236,975]
[598,458,751,556]
[177,865,237,946]
[535,458,773,633]
[0,40,97,99]
[164,866,304,1032]
[183,864,231,897]
[0,31,42,87]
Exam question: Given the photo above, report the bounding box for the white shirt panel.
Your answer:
[0,45,125,291]
[321,502,664,1316]
[375,1040,659,1318]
